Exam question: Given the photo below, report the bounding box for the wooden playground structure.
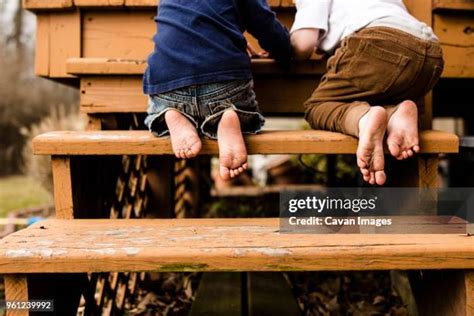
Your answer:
[0,0,473,315]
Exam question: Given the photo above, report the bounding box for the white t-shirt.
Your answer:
[291,0,438,53]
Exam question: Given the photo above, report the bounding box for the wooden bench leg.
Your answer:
[4,275,29,316]
[52,156,74,220]
[411,270,474,316]
[417,155,439,189]
[386,154,439,189]
[467,271,474,316]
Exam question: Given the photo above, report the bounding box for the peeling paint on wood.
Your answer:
[234,248,293,257]
[0,218,472,273]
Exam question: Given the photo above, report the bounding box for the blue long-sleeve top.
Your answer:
[143,0,292,95]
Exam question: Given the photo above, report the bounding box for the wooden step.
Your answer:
[23,0,293,10]
[0,218,472,273]
[70,58,324,115]
[32,1,468,81]
[78,75,317,115]
[30,6,296,78]
[32,130,459,156]
[67,58,325,76]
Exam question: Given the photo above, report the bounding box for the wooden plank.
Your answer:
[0,218,473,273]
[67,58,325,75]
[190,273,242,316]
[78,76,317,115]
[440,45,474,78]
[124,0,159,6]
[25,0,284,9]
[82,11,156,60]
[435,14,474,47]
[52,157,74,219]
[35,14,50,76]
[49,11,81,77]
[75,0,125,6]
[32,130,459,156]
[434,13,474,78]
[433,0,474,11]
[4,275,29,316]
[23,0,73,10]
[81,11,294,60]
[247,273,300,316]
[403,0,432,26]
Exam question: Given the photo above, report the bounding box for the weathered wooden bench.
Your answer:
[1,218,473,315]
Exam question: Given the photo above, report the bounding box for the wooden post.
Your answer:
[386,155,439,190]
[52,156,74,219]
[467,272,474,316]
[411,270,474,316]
[417,155,439,189]
[4,275,29,316]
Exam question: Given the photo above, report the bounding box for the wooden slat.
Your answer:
[32,130,459,156]
[439,45,474,78]
[435,14,474,47]
[434,13,474,78]
[67,58,325,76]
[23,0,73,10]
[49,11,81,77]
[75,0,125,6]
[81,10,294,61]
[4,275,29,316]
[79,76,317,115]
[0,218,473,273]
[82,11,155,60]
[35,14,50,76]
[24,0,288,9]
[433,0,474,11]
[52,157,74,219]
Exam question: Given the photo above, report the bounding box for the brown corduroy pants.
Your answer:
[305,27,444,137]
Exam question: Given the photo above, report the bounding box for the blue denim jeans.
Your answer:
[145,80,265,139]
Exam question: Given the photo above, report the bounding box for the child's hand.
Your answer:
[291,29,320,60]
[247,43,270,59]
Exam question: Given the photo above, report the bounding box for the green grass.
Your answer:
[0,175,52,217]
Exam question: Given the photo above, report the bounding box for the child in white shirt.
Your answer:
[291,0,443,185]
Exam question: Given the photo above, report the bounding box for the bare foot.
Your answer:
[165,110,202,159]
[217,110,248,180]
[357,106,388,185]
[386,100,420,160]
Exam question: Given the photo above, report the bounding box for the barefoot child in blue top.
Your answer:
[144,0,291,180]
